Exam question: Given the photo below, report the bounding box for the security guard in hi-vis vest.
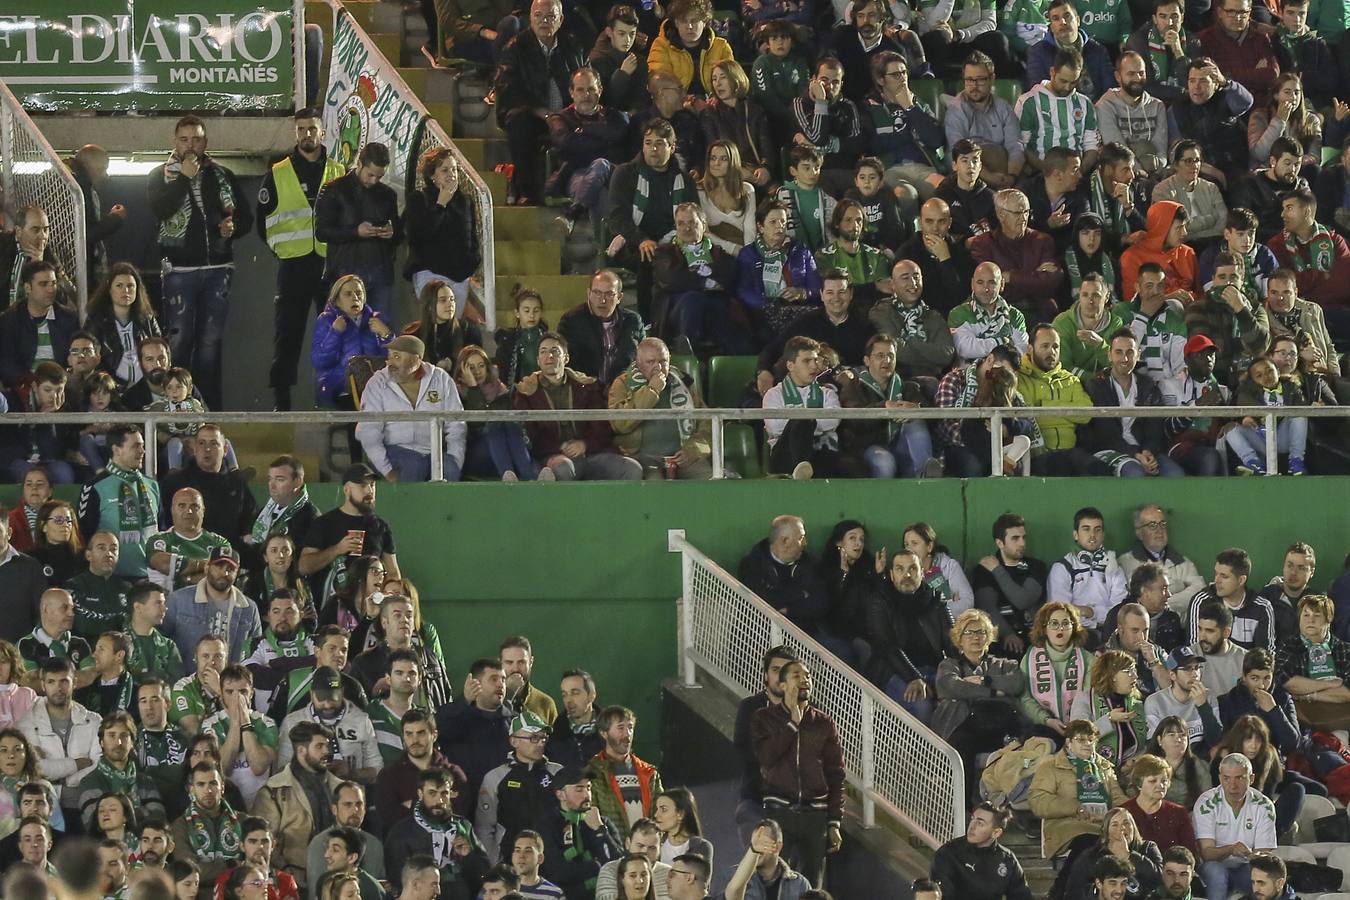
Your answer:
[256,107,347,410]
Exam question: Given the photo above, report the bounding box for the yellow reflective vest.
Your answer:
[265,155,346,259]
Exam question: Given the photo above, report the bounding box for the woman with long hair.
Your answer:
[1142,715,1212,809]
[1121,754,1200,858]
[697,61,773,189]
[1070,650,1146,768]
[697,140,756,255]
[221,863,270,900]
[816,520,884,664]
[652,788,715,868]
[456,344,540,482]
[405,280,484,372]
[1248,72,1322,169]
[91,791,139,852]
[404,147,481,313]
[0,728,41,838]
[311,274,393,408]
[169,859,202,900]
[1018,603,1096,742]
[85,262,163,386]
[320,871,362,900]
[320,555,387,644]
[902,522,974,615]
[0,642,36,728]
[246,535,317,629]
[1060,806,1163,900]
[617,853,657,900]
[934,608,1025,806]
[30,499,83,587]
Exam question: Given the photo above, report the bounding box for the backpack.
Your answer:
[980,736,1056,809]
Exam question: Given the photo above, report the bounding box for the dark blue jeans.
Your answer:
[669,291,752,354]
[466,424,538,479]
[162,266,232,409]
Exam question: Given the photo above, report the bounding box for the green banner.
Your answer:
[0,1,297,112]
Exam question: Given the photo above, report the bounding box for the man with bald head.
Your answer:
[608,337,714,479]
[18,588,93,674]
[896,198,976,314]
[739,516,830,639]
[869,259,956,379]
[146,488,231,593]
[948,262,1030,364]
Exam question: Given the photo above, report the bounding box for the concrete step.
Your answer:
[451,137,509,171]
[493,274,593,319]
[483,170,508,204]
[368,31,403,66]
[398,67,459,104]
[495,240,562,275]
[495,205,560,241]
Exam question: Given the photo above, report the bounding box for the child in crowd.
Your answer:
[146,367,206,470]
[846,156,910,255]
[78,372,121,471]
[494,286,549,387]
[1226,356,1309,476]
[775,145,837,253]
[749,20,811,142]
[1065,213,1118,301]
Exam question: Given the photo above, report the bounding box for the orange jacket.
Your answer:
[1120,200,1198,302]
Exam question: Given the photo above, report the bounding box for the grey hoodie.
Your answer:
[1094,87,1169,164]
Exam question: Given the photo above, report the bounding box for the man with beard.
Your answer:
[1016,325,1108,476]
[498,636,555,725]
[930,803,1032,900]
[971,513,1047,656]
[171,636,229,736]
[278,667,380,786]
[584,706,663,838]
[1189,549,1277,653]
[158,427,258,551]
[1096,53,1169,176]
[251,722,336,886]
[1194,604,1247,699]
[756,272,873,396]
[77,424,161,580]
[1244,853,1296,900]
[438,659,513,806]
[1268,188,1350,322]
[384,767,488,899]
[814,207,893,307]
[306,783,387,899]
[751,660,844,889]
[77,711,167,829]
[267,626,368,724]
[1159,335,1230,476]
[17,658,101,822]
[100,839,130,900]
[1231,139,1309,243]
[477,712,563,863]
[376,709,469,836]
[136,679,192,816]
[299,464,400,601]
[1016,49,1102,173]
[255,109,345,412]
[1259,543,1316,644]
[546,669,604,769]
[162,546,261,668]
[863,550,951,722]
[353,597,450,711]
[838,335,938,480]
[118,337,203,413]
[134,816,176,869]
[171,763,243,896]
[366,649,425,766]
[1025,0,1116,100]
[535,765,622,900]
[202,666,279,808]
[67,532,129,643]
[732,648,795,843]
[355,335,467,484]
[828,0,929,106]
[868,260,956,380]
[146,489,231,593]
[244,591,315,715]
[215,818,302,900]
[787,58,865,193]
[314,827,384,900]
[1085,144,1148,254]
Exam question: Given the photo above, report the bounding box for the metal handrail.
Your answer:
[668,530,966,847]
[3,404,1328,480]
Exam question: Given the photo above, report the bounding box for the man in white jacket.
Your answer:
[355,335,467,483]
[18,657,103,822]
[1047,506,1127,633]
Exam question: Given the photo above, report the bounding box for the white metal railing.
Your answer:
[316,0,496,329]
[0,404,1336,481]
[0,78,88,314]
[667,529,966,849]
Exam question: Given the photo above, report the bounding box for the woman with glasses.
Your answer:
[934,609,1026,806]
[1069,650,1147,768]
[1018,602,1096,743]
[30,500,83,587]
[221,863,271,900]
[1151,140,1228,246]
[1029,718,1126,858]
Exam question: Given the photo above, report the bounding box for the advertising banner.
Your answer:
[0,1,297,112]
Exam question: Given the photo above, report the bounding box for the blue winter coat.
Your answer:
[735,239,821,312]
[310,304,391,404]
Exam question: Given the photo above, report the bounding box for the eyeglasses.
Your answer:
[1271,349,1299,358]
[68,347,97,356]
[1000,208,1031,217]
[512,733,547,743]
[884,69,908,79]
[963,75,992,84]
[1177,156,1202,164]
[588,289,620,300]
[46,516,74,526]
[1138,520,1168,531]
[961,629,989,638]
[1046,619,1074,629]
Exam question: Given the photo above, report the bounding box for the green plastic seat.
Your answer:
[911,78,946,118]
[1323,145,1341,165]
[707,355,759,408]
[670,353,702,394]
[994,78,1023,106]
[723,423,763,479]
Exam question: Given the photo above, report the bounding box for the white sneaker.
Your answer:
[921,457,945,479]
[791,461,814,480]
[1002,435,1032,469]
[536,466,556,481]
[501,470,518,482]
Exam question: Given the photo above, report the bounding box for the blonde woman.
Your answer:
[697,141,756,254]
[1060,806,1163,899]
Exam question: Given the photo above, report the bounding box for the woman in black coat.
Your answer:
[403,147,482,316]
[84,262,162,387]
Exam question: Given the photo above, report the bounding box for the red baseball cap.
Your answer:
[1183,334,1216,356]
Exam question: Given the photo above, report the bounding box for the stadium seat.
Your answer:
[671,353,702,395]
[1270,845,1316,864]
[995,78,1022,106]
[1298,794,1339,844]
[724,423,763,479]
[1324,146,1342,165]
[912,78,946,117]
[708,355,759,408]
[1328,845,1350,889]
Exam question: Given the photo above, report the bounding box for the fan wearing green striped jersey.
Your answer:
[1015,48,1101,174]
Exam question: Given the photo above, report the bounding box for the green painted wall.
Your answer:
[32,477,1350,759]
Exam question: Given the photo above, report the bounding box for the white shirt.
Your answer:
[1110,375,1138,446]
[1192,786,1276,851]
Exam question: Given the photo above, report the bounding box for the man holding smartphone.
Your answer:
[314,142,403,319]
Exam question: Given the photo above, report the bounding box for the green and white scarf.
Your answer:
[780,378,823,408]
[93,756,139,795]
[890,300,931,341]
[249,486,311,545]
[158,158,237,248]
[7,243,24,307]
[1285,226,1338,275]
[1070,752,1110,815]
[859,371,905,438]
[1073,547,1109,574]
[969,298,1013,342]
[632,167,691,229]
[413,802,472,868]
[183,799,241,862]
[624,366,696,442]
[263,628,309,659]
[755,238,789,299]
[680,236,714,270]
[1088,170,1128,237]
[1303,636,1338,680]
[105,461,157,548]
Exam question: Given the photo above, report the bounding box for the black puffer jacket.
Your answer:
[864,580,953,684]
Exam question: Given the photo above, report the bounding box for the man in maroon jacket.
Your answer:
[968,189,1065,325]
[750,660,845,890]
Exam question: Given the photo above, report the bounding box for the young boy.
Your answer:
[750,20,810,143]
[775,145,837,252]
[1196,207,1279,300]
[846,156,911,254]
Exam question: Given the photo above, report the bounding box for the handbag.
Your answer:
[1286,860,1343,894]
[1313,808,1350,843]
